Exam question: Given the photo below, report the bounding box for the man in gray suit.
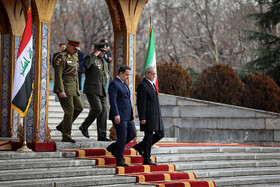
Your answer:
[79,42,111,141]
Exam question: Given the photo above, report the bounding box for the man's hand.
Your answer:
[114,115,120,125]
[140,120,146,125]
[108,57,112,62]
[94,50,101,56]
[59,92,67,98]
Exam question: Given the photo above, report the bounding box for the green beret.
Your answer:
[93,42,107,51]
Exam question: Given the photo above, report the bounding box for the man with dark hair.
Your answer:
[100,39,112,91]
[133,65,164,165]
[100,39,112,72]
[79,42,111,141]
[53,40,83,143]
[106,65,136,166]
[52,43,66,68]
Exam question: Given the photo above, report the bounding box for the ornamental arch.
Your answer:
[0,0,148,142]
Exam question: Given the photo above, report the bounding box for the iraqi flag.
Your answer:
[11,8,33,117]
[145,24,158,92]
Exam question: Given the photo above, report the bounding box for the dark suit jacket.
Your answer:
[108,77,133,121]
[78,50,85,73]
[136,78,164,131]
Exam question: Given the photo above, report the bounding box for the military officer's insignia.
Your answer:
[55,57,62,65]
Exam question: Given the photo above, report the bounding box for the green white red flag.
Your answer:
[145,24,158,92]
[11,8,33,117]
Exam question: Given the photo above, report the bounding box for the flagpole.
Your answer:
[16,117,32,152]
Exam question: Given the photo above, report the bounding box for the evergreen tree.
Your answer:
[245,0,280,85]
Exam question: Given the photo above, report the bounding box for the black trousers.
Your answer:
[137,130,164,159]
[107,120,136,161]
[81,94,107,138]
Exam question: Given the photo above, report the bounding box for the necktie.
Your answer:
[153,83,158,93]
[124,82,130,95]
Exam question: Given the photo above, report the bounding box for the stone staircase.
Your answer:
[49,94,177,147]
[0,151,139,187]
[2,146,280,186]
[153,146,280,186]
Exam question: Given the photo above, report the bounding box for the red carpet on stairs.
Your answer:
[70,148,216,187]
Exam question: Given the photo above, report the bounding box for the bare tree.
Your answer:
[136,0,259,74]
[50,0,259,76]
[50,0,113,56]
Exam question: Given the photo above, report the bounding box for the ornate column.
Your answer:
[105,0,148,111]
[26,0,56,142]
[0,0,26,138]
[0,0,56,143]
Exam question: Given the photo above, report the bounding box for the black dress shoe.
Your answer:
[116,160,129,167]
[98,137,111,141]
[56,125,62,132]
[106,145,115,156]
[143,159,157,166]
[62,138,76,143]
[133,144,144,157]
[79,126,89,138]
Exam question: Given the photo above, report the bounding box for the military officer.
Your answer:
[79,42,111,141]
[54,40,84,143]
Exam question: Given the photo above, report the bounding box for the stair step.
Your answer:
[0,167,115,181]
[191,167,280,179]
[54,140,112,150]
[101,184,156,187]
[50,129,144,137]
[77,156,156,166]
[0,158,95,170]
[155,152,280,163]
[0,151,75,160]
[151,146,280,155]
[172,160,280,171]
[0,175,136,187]
[213,174,280,186]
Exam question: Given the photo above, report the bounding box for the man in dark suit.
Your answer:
[133,65,164,165]
[77,50,85,90]
[106,65,136,166]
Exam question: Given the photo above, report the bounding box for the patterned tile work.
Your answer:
[116,33,124,71]
[13,36,21,137]
[1,35,10,137]
[40,23,48,142]
[129,34,135,105]
[25,22,36,142]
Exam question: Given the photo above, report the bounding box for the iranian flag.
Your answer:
[145,24,158,92]
[11,8,33,117]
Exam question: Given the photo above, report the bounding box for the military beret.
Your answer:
[68,40,81,50]
[93,42,107,51]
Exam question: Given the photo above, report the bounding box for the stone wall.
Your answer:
[80,92,280,145]
[158,93,280,145]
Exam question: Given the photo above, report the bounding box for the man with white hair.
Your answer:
[133,65,164,165]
